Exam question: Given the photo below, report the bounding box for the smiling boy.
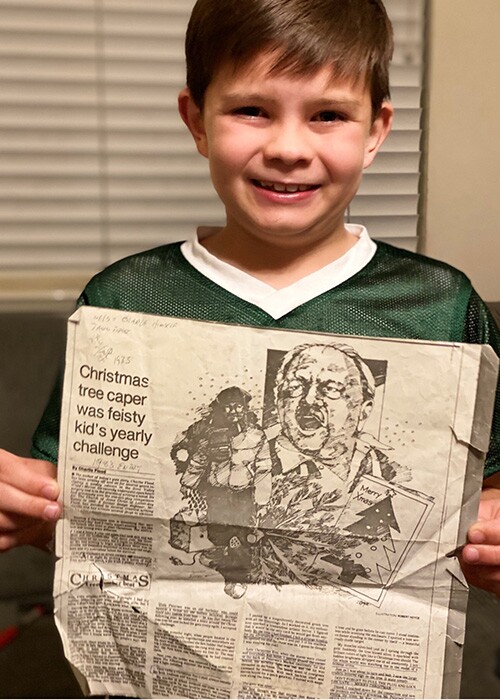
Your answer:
[178,54,391,286]
[1,0,500,597]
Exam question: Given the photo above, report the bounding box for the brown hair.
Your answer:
[185,0,393,115]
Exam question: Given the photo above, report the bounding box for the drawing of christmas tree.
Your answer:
[342,494,401,586]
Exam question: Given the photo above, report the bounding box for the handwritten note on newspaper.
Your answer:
[54,306,498,698]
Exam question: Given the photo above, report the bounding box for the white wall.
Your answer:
[423,0,500,301]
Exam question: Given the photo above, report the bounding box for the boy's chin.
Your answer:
[236,223,341,248]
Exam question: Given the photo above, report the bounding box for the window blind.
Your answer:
[351,0,424,251]
[0,0,425,309]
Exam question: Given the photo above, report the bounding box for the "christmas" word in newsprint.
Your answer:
[54,306,498,699]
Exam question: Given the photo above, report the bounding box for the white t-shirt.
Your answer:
[180,224,376,320]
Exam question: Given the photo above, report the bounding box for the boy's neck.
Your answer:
[198,226,358,289]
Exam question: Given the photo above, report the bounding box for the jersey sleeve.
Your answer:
[462,290,500,478]
[30,371,63,464]
[30,294,88,464]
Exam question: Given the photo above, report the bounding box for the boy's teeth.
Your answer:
[259,181,313,193]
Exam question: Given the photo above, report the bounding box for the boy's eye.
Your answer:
[233,106,265,118]
[312,110,345,123]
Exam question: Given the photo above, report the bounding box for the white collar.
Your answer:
[180,224,376,320]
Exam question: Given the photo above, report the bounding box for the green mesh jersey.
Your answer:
[31,240,500,477]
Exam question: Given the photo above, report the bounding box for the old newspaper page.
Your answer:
[54,306,498,699]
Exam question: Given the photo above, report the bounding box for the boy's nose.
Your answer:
[263,122,313,166]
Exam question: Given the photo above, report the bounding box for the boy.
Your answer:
[1,0,500,598]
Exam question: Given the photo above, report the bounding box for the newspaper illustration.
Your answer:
[54,306,498,699]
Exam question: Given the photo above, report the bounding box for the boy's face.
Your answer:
[179,52,392,251]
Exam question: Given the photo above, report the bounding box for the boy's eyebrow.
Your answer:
[310,97,364,110]
[221,92,364,110]
[220,91,276,104]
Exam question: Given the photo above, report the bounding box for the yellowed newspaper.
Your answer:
[54,306,498,698]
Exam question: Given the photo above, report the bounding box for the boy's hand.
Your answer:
[459,473,500,597]
[0,449,61,551]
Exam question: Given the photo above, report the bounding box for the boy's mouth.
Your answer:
[252,180,319,194]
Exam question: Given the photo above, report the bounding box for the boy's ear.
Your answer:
[178,87,209,158]
[363,101,394,170]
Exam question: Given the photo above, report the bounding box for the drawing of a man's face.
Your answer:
[223,400,245,422]
[275,345,373,456]
[212,386,252,430]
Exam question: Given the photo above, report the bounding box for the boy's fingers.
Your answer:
[0,452,61,550]
[460,532,500,596]
[0,510,59,533]
[0,481,61,521]
[0,511,35,531]
[461,542,500,567]
[0,449,58,498]
[459,562,500,597]
[457,521,500,575]
[0,520,56,552]
[468,521,500,547]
